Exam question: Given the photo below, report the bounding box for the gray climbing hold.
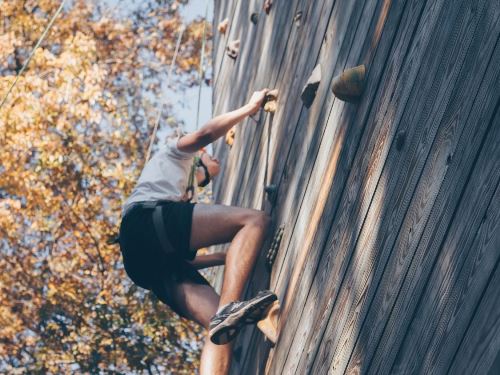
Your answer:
[251,13,258,24]
[301,64,321,108]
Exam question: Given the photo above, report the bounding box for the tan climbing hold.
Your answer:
[263,89,279,113]
[257,300,280,345]
[332,64,366,102]
[226,39,240,60]
[218,18,229,34]
[226,127,235,147]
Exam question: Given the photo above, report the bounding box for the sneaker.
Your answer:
[209,290,278,345]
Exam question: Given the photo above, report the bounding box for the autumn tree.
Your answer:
[0,0,212,373]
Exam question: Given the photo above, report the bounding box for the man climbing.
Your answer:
[119,88,277,374]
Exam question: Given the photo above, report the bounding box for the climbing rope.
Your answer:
[144,24,186,162]
[265,113,271,190]
[195,4,210,130]
[0,0,66,112]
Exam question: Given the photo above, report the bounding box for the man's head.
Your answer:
[200,152,220,177]
[196,152,220,187]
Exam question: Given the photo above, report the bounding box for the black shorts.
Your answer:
[119,200,210,317]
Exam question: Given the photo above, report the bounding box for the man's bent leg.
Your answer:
[190,204,271,306]
[162,280,233,375]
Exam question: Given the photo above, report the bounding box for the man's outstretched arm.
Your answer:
[177,88,269,153]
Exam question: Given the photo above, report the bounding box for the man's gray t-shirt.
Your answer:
[123,138,195,214]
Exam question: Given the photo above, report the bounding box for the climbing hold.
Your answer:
[264,184,278,203]
[226,127,235,147]
[332,64,366,102]
[226,39,240,60]
[264,0,273,14]
[250,13,259,24]
[263,89,279,113]
[395,130,406,151]
[218,18,229,34]
[257,300,280,345]
[264,101,277,113]
[293,11,303,27]
[301,64,321,108]
[266,226,284,270]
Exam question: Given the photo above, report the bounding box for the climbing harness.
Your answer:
[0,0,66,112]
[117,201,176,257]
[185,155,210,201]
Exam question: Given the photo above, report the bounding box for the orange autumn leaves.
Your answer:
[0,0,211,373]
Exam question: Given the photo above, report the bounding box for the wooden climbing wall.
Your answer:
[210,0,500,373]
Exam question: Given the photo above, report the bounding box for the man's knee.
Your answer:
[244,210,271,232]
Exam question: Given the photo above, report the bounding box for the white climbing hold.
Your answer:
[226,39,240,60]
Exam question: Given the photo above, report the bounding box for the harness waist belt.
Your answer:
[123,201,175,256]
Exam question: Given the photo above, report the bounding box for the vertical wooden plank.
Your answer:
[422,158,500,375]
[303,0,488,373]
[273,0,440,372]
[447,254,500,374]
[389,103,500,373]
[341,4,500,375]
[265,0,392,373]
[233,0,334,209]
[366,40,500,375]
[212,0,303,207]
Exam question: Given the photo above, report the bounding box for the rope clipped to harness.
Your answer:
[185,156,210,201]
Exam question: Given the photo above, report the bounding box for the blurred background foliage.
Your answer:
[0,0,212,373]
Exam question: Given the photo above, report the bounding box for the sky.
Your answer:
[102,0,215,136]
[173,0,214,134]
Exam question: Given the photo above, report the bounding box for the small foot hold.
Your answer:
[293,11,303,27]
[226,127,235,147]
[257,300,280,345]
[218,18,229,34]
[263,89,279,113]
[251,13,259,24]
[332,64,366,102]
[226,40,240,60]
[266,226,284,270]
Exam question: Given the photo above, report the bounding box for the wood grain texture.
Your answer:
[306,0,489,372]
[209,0,500,373]
[447,210,500,375]
[347,9,500,375]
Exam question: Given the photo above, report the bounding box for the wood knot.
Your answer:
[446,153,452,165]
[395,130,406,151]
